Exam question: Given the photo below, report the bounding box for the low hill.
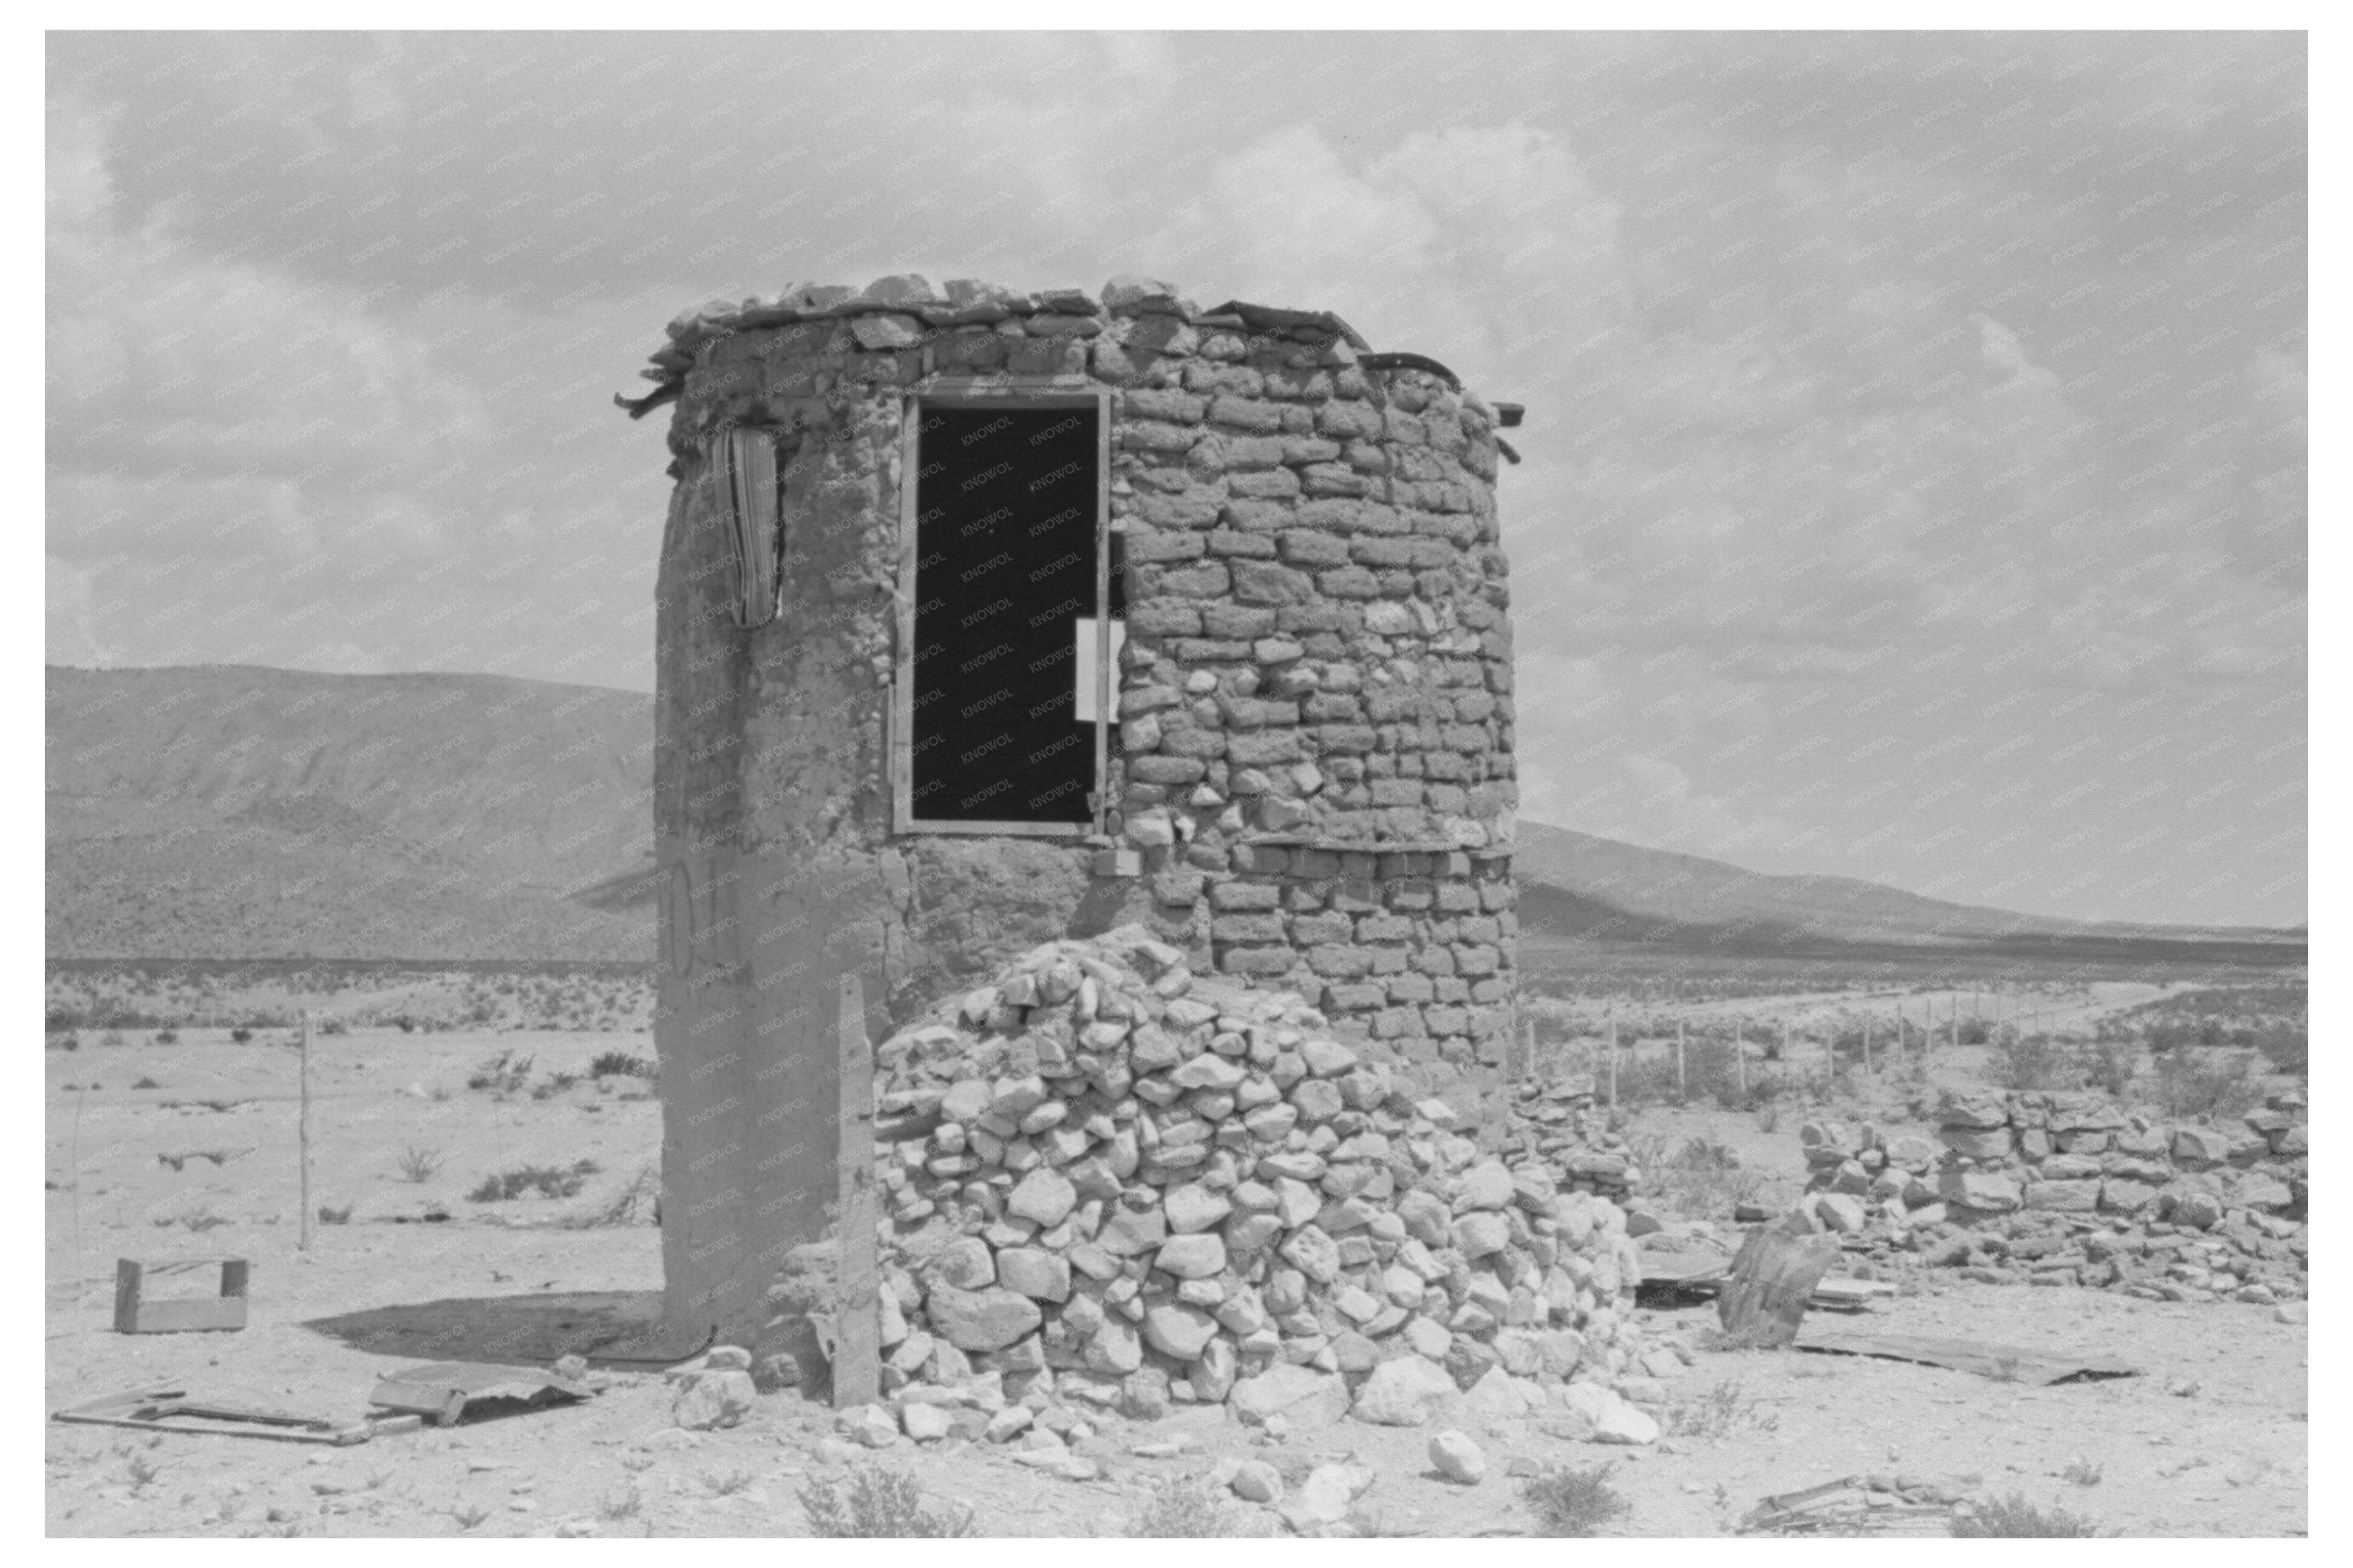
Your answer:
[46,664,655,960]
[1508,821,2297,949]
[47,664,2290,962]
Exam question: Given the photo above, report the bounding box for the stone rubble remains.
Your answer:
[1790,1087,2309,1304]
[801,925,1687,1455]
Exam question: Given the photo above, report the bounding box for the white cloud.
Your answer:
[45,556,112,666]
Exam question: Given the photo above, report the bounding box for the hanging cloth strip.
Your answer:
[711,427,783,629]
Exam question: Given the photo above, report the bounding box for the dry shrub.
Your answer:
[467,1158,599,1202]
[1949,1493,2105,1537]
[1990,1032,2076,1091]
[2150,1048,2260,1120]
[1662,1379,1779,1440]
[1640,1138,1762,1218]
[798,1466,976,1538]
[2075,1040,2136,1099]
[2253,1025,2306,1076]
[1126,1472,1246,1537]
[1521,1462,1630,1537]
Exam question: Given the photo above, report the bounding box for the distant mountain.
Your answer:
[1509,820,2299,949]
[47,664,2287,962]
[46,664,655,960]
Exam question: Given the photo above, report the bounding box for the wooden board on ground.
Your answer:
[53,1388,415,1446]
[1715,1221,1842,1346]
[1795,1328,2141,1385]
[113,1257,248,1334]
[367,1360,597,1426]
[1638,1250,1735,1286]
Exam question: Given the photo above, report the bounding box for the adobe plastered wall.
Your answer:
[645,274,1521,1342]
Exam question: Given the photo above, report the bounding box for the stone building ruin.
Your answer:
[628,274,1526,1345]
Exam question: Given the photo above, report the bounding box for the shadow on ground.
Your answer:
[304,1290,702,1368]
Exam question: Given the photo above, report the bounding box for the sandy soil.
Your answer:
[45,1020,2308,1538]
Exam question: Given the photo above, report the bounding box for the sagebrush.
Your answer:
[1950,1492,2105,1537]
[1126,1473,1245,1538]
[467,1159,599,1203]
[798,1466,976,1538]
[1521,1463,1630,1537]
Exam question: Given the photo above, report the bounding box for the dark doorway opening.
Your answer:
[902,399,1103,831]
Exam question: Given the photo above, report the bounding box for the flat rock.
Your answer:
[1455,1161,1515,1212]
[1428,1429,1486,1484]
[1229,1458,1285,1503]
[1816,1192,1870,1233]
[1554,1380,1658,1445]
[997,1247,1072,1302]
[1008,1168,1078,1227]
[1228,1364,1349,1428]
[1301,1039,1359,1077]
[1142,1303,1219,1361]
[671,1370,755,1431]
[1280,1462,1374,1529]
[1353,1354,1460,1426]
[1452,1211,1512,1258]
[927,1286,1044,1353]
[1279,1224,1342,1283]
[1462,1365,1544,1422]
[1155,1233,1227,1279]
[1164,1183,1233,1233]
[900,1402,954,1442]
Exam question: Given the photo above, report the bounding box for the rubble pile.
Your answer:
[830,925,1676,1460]
[1496,1075,1637,1202]
[1790,1088,2309,1304]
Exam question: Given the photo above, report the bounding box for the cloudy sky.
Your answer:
[45,31,2306,928]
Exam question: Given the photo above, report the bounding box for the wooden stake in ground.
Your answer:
[832,971,881,1409]
[71,1086,86,1273]
[1734,1023,1747,1098]
[1718,1215,1842,1347]
[297,1011,313,1252]
[1862,1014,1871,1074]
[1607,1018,1619,1107]
[1676,1019,1687,1098]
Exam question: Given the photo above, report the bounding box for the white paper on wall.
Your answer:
[1072,618,1126,722]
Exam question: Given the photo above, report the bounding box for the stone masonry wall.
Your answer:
[1789,1087,2309,1304]
[645,274,1523,1169]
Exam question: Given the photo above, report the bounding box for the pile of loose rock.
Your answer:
[1790,1088,2309,1304]
[1496,1075,1638,1202]
[816,925,1681,1467]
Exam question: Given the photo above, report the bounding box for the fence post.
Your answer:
[1607,1018,1619,1107]
[298,1011,313,1252]
[1734,1023,1747,1099]
[1676,1019,1687,1098]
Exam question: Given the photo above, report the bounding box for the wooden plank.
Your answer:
[1638,1251,1734,1285]
[1796,1329,2139,1385]
[113,1259,142,1334]
[1716,1219,1841,1347]
[114,1256,249,1334]
[832,971,881,1408]
[124,1297,248,1334]
[890,399,918,834]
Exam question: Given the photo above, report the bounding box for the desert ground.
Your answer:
[45,954,2307,1538]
